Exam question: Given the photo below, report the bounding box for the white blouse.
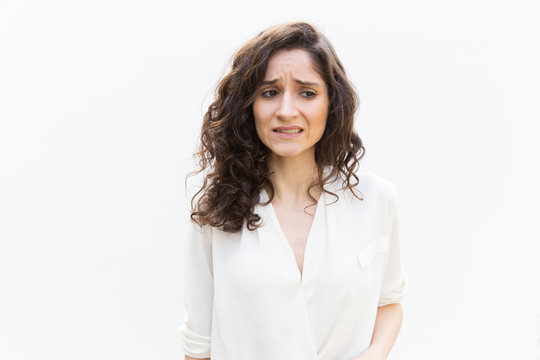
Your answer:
[178,172,408,360]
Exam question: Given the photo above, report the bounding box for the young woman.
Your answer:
[179,21,408,360]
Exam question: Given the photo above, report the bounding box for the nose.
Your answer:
[275,90,299,121]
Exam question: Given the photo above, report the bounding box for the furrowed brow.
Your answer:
[260,79,278,85]
[259,79,321,87]
[294,79,320,87]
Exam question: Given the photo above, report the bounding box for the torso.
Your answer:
[196,171,404,359]
[272,198,319,276]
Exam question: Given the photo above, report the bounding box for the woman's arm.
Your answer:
[179,224,213,359]
[354,182,407,359]
[353,303,403,360]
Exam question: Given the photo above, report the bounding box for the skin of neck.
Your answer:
[267,149,322,210]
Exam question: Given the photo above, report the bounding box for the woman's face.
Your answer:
[253,48,329,161]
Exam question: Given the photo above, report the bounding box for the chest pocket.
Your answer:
[357,236,388,268]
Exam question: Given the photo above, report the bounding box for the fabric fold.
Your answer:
[378,272,408,307]
[178,323,211,358]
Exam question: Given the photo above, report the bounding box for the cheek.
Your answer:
[253,102,268,124]
[313,105,328,135]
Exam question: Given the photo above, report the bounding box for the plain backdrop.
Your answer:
[1,0,539,359]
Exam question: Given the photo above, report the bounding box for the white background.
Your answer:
[1,0,539,359]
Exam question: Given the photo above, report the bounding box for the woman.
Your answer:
[179,21,408,360]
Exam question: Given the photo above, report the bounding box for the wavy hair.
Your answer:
[190,21,365,232]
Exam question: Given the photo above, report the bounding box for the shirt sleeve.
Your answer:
[178,222,213,358]
[378,182,409,307]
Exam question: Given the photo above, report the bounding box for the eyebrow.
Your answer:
[260,78,321,87]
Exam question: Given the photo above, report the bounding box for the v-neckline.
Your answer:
[263,190,325,283]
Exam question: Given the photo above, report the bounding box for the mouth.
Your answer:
[273,128,303,134]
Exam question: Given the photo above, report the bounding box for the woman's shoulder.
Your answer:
[322,169,398,217]
[356,171,397,195]
[356,172,399,211]
[325,168,397,199]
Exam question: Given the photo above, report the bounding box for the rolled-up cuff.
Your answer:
[178,323,211,358]
[378,273,408,307]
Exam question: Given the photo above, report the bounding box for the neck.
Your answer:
[267,151,322,209]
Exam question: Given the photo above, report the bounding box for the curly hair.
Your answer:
[190,21,365,232]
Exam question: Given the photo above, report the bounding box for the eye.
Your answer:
[261,89,279,98]
[301,90,317,98]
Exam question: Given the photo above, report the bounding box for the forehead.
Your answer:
[264,48,322,80]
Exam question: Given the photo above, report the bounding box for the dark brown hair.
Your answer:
[190,21,365,232]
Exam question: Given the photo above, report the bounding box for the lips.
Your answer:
[274,129,302,134]
[273,126,303,134]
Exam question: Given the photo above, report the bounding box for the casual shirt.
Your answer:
[178,171,408,359]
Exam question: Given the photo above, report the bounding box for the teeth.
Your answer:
[275,129,302,133]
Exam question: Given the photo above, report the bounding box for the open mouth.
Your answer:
[273,129,303,134]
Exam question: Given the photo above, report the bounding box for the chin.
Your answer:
[272,152,301,158]
[268,146,308,159]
